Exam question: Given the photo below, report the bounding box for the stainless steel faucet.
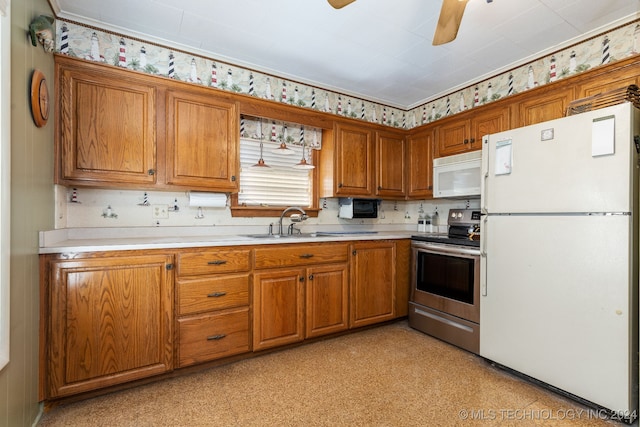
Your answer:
[278,206,308,236]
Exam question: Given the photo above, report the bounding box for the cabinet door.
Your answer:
[333,123,374,196]
[406,129,434,199]
[435,119,470,157]
[47,254,173,398]
[253,268,305,351]
[518,88,573,126]
[166,88,239,190]
[576,74,639,99]
[305,263,349,338]
[57,62,157,186]
[349,241,396,328]
[375,130,406,198]
[470,106,510,150]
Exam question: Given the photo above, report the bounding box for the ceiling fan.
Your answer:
[327,0,491,46]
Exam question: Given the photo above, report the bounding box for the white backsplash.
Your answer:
[54,185,476,233]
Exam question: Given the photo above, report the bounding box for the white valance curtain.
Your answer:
[240,115,322,150]
[0,0,7,17]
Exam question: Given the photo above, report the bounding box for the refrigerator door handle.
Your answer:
[481,136,489,215]
[480,215,488,296]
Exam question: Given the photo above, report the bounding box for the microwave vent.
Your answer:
[433,149,482,167]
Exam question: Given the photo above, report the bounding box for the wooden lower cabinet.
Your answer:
[253,268,306,350]
[40,239,408,401]
[175,247,251,367]
[305,264,349,338]
[43,253,174,399]
[252,243,349,351]
[252,262,350,351]
[177,307,250,366]
[349,241,396,328]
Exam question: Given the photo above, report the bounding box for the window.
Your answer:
[231,117,321,217]
[238,138,312,206]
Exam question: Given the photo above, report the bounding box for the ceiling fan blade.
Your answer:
[432,0,469,46]
[328,0,356,9]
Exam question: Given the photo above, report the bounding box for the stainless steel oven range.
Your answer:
[409,208,481,354]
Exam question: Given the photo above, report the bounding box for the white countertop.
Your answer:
[39,225,437,254]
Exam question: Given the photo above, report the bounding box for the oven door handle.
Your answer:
[412,243,480,257]
[480,215,488,297]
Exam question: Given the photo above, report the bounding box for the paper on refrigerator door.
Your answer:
[592,115,615,157]
[494,139,512,175]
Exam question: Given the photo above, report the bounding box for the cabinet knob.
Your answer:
[338,183,343,188]
[148,169,156,175]
[352,250,357,256]
[463,139,469,144]
[308,274,314,280]
[299,276,305,282]
[469,138,475,144]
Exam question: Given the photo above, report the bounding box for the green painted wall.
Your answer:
[0,0,55,425]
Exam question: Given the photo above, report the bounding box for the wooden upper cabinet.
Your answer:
[575,65,639,99]
[436,119,470,157]
[406,127,434,199]
[517,87,573,127]
[56,56,157,186]
[435,105,510,157]
[472,106,510,147]
[375,129,406,199]
[165,88,239,191]
[333,122,375,196]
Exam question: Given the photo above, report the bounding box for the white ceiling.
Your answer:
[49,0,640,109]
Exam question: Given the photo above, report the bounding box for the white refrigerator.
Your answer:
[480,102,639,418]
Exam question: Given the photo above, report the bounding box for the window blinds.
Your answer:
[238,138,312,207]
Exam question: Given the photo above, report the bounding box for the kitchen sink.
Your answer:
[244,233,319,239]
[314,231,378,236]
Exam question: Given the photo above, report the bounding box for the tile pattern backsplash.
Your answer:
[56,185,474,230]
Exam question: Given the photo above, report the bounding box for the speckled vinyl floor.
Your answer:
[38,321,628,426]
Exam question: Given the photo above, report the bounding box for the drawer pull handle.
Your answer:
[207,291,227,298]
[299,253,314,259]
[207,260,228,265]
[207,334,226,341]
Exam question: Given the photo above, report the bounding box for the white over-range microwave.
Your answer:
[432,150,482,198]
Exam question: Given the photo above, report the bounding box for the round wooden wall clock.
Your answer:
[30,69,49,128]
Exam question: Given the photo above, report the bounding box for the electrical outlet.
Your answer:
[152,204,169,219]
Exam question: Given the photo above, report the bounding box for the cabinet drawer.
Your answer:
[178,274,249,315]
[177,307,250,367]
[254,243,348,269]
[177,248,251,277]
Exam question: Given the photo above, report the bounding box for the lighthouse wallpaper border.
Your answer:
[55,18,640,129]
